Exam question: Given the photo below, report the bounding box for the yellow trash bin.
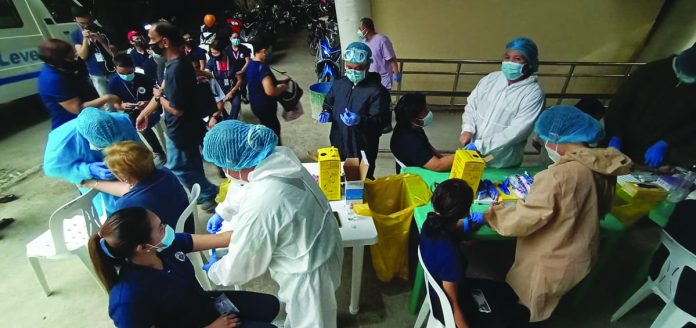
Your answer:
[363,174,431,282]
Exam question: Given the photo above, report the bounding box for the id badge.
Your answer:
[95,52,105,62]
[223,78,230,87]
[213,294,240,315]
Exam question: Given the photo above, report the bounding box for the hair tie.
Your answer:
[99,238,116,259]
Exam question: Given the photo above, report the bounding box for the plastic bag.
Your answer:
[281,102,304,122]
[215,178,230,204]
[363,174,431,282]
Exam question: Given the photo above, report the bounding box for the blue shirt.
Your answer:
[186,46,207,67]
[38,64,99,129]
[109,234,219,328]
[246,60,277,114]
[107,73,160,128]
[70,26,114,76]
[205,52,240,94]
[113,168,188,228]
[419,232,463,283]
[129,48,149,69]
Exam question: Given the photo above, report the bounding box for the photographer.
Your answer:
[71,6,116,96]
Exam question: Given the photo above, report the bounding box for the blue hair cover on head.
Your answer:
[506,37,539,72]
[535,105,604,144]
[203,120,278,170]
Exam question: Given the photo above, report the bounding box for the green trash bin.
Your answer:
[309,82,332,120]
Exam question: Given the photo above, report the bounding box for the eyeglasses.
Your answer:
[343,48,369,64]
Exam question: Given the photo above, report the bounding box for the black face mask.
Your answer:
[135,41,148,49]
[149,41,164,56]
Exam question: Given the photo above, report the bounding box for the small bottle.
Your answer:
[347,203,356,221]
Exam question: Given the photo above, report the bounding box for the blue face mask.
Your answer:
[150,224,175,252]
[118,72,135,82]
[420,111,433,127]
[501,61,525,80]
[673,57,696,84]
[231,38,241,46]
[345,68,366,84]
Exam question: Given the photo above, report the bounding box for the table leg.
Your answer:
[349,245,365,315]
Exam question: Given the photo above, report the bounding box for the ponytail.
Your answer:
[422,179,474,238]
[88,234,120,291]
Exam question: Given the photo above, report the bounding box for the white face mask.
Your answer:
[224,169,245,183]
[545,143,561,163]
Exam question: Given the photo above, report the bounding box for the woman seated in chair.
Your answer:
[89,207,280,328]
[390,93,454,173]
[80,141,191,231]
[420,179,529,328]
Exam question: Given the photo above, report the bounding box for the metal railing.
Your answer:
[393,59,645,110]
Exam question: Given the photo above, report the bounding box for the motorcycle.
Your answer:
[315,38,341,82]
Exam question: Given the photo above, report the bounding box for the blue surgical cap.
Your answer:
[676,42,696,77]
[76,107,122,148]
[344,42,372,64]
[535,105,604,144]
[506,37,539,72]
[202,120,278,170]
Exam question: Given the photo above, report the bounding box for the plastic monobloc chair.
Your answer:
[26,188,103,296]
[611,230,696,328]
[414,248,457,328]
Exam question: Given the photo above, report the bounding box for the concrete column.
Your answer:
[334,0,371,53]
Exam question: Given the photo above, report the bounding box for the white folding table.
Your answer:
[301,163,378,314]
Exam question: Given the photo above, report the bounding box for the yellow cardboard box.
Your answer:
[318,147,341,201]
[449,150,486,194]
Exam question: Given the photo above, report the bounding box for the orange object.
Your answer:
[203,14,216,28]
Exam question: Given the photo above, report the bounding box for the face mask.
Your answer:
[501,61,525,80]
[545,143,561,163]
[357,29,366,39]
[150,52,161,59]
[149,224,175,252]
[231,38,241,46]
[118,72,135,82]
[345,68,366,84]
[224,169,245,183]
[419,111,433,127]
[673,58,696,84]
[150,41,164,56]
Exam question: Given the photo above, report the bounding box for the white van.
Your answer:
[0,0,82,104]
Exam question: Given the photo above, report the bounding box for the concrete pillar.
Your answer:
[334,0,371,53]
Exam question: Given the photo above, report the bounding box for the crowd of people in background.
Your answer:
[32,3,696,327]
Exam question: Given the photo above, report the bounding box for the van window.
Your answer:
[41,0,76,23]
[0,0,24,28]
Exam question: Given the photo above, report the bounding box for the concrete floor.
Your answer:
[0,31,664,327]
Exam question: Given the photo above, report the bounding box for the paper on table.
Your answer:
[617,174,640,186]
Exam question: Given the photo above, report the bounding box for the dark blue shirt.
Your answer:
[228,44,251,73]
[390,123,436,173]
[70,26,114,76]
[205,53,240,94]
[112,168,187,228]
[38,64,99,129]
[246,60,277,113]
[129,48,149,69]
[107,73,160,128]
[163,57,205,148]
[419,232,463,283]
[187,46,207,68]
[108,233,219,328]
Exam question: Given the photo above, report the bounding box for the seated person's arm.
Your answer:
[80,179,130,197]
[191,231,233,251]
[423,154,455,172]
[485,170,557,236]
[59,94,120,115]
[261,75,288,97]
[442,281,471,328]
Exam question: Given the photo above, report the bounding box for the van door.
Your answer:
[28,0,84,42]
[0,0,45,103]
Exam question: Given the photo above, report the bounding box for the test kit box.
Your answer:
[449,149,486,194]
[318,147,341,201]
[344,151,369,204]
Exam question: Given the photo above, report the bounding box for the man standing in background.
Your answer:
[70,6,116,97]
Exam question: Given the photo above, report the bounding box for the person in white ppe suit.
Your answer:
[459,37,544,168]
[202,120,343,328]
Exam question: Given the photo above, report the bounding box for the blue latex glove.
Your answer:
[608,136,621,150]
[88,162,114,180]
[339,108,361,126]
[464,143,478,151]
[206,213,223,234]
[487,182,499,199]
[469,212,484,225]
[202,249,218,272]
[393,72,402,83]
[644,140,668,168]
[318,111,330,124]
[499,179,511,195]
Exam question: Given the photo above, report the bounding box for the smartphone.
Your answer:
[471,289,492,313]
[332,211,342,228]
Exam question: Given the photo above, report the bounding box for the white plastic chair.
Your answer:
[174,184,215,291]
[26,188,103,296]
[611,230,696,327]
[414,248,457,328]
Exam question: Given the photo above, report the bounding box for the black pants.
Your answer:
[206,291,280,327]
[252,105,282,145]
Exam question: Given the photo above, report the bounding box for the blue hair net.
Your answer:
[75,107,122,148]
[535,105,604,144]
[506,37,539,72]
[343,42,372,64]
[203,120,278,170]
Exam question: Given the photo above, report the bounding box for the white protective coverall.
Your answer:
[208,146,343,328]
[461,71,544,168]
